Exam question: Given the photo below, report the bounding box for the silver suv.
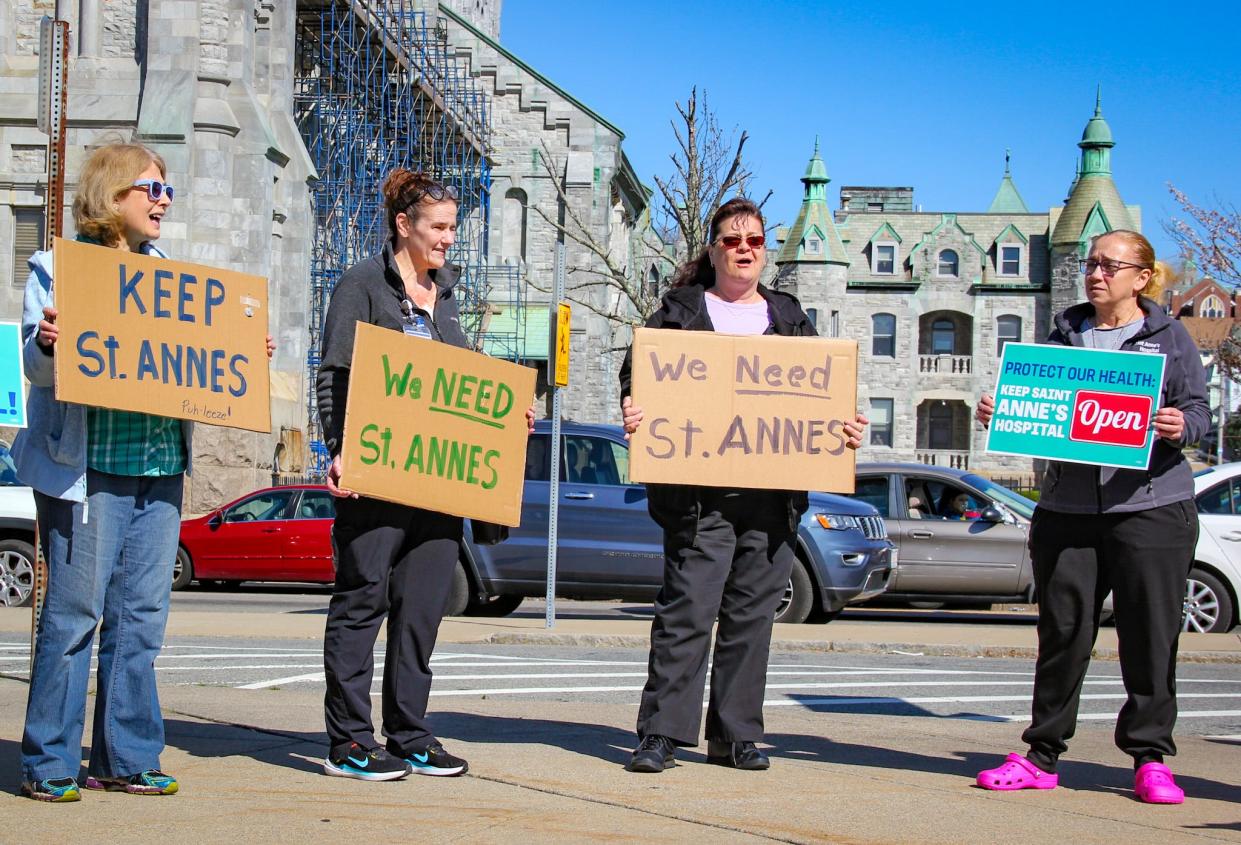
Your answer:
[0,443,36,607]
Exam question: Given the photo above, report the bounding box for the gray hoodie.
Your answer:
[1037,296,1210,514]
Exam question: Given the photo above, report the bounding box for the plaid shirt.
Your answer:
[86,408,186,476]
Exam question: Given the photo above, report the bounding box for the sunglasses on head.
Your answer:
[715,234,766,250]
[401,182,460,211]
[131,179,174,203]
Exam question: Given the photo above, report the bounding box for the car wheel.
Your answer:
[1183,568,1234,634]
[444,560,470,617]
[466,594,524,617]
[774,561,813,624]
[0,538,36,608]
[171,547,194,591]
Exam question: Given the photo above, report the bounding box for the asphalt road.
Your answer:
[3,634,1238,739]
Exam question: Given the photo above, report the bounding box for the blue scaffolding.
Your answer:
[293,0,495,473]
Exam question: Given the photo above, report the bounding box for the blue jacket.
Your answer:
[10,245,194,502]
[1037,296,1210,514]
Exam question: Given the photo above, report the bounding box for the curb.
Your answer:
[483,632,1241,664]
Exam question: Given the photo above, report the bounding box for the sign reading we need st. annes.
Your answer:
[986,342,1166,469]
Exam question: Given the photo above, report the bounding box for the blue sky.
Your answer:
[500,0,1240,263]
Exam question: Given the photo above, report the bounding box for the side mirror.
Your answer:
[979,505,1006,523]
[208,513,223,529]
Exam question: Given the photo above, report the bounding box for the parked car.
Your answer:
[174,421,895,623]
[0,443,37,607]
[850,463,1036,606]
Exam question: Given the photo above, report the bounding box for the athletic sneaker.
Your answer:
[85,770,179,795]
[21,777,81,802]
[393,741,469,776]
[324,743,411,781]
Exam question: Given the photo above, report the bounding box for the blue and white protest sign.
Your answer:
[0,322,26,428]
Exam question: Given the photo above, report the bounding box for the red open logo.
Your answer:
[1069,391,1152,448]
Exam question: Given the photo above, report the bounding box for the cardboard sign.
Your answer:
[341,321,536,526]
[628,328,858,493]
[986,342,1166,469]
[51,238,271,432]
[0,322,26,428]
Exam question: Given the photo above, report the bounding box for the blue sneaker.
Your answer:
[324,743,410,781]
[393,741,468,776]
[21,777,81,802]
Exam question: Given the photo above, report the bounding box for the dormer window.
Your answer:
[1000,245,1022,276]
[937,249,959,278]
[874,243,896,274]
[805,237,822,256]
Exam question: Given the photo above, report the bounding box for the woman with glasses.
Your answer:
[975,230,1208,804]
[11,141,273,801]
[316,168,532,782]
[617,197,868,773]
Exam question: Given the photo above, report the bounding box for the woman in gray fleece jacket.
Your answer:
[975,230,1208,804]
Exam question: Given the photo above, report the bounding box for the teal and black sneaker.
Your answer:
[324,743,411,781]
[85,770,178,795]
[393,741,469,777]
[21,777,82,802]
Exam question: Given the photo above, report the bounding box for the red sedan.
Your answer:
[174,484,336,589]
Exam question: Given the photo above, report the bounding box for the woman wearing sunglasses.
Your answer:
[11,141,273,801]
[617,197,868,773]
[974,230,1209,803]
[315,169,533,782]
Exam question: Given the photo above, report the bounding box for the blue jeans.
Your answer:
[22,470,182,782]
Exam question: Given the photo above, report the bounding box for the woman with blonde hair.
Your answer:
[975,229,1208,803]
[12,141,272,801]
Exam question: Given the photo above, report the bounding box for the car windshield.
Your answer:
[961,474,1036,520]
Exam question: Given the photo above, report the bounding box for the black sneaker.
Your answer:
[707,740,770,770]
[393,741,469,777]
[324,743,411,781]
[627,734,676,773]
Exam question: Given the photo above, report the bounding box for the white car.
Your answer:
[1181,463,1241,632]
[0,443,36,607]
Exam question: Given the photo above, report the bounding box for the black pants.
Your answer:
[1022,501,1197,770]
[637,489,796,747]
[323,495,462,754]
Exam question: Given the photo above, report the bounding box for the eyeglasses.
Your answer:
[1080,258,1147,277]
[401,182,459,212]
[715,234,766,250]
[131,179,174,203]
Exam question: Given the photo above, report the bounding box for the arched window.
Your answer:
[647,265,660,297]
[929,402,954,449]
[932,318,955,354]
[502,188,528,263]
[937,249,959,277]
[1202,295,1226,319]
[996,315,1021,353]
[872,313,896,357]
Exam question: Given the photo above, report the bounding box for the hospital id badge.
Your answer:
[403,314,432,339]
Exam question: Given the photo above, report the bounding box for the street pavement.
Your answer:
[0,605,1237,844]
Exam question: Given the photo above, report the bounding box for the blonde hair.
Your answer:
[72,142,166,246]
[1092,229,1176,301]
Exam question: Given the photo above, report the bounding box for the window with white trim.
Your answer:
[872,313,896,357]
[873,242,896,275]
[996,315,1021,353]
[999,244,1021,276]
[1202,295,1226,319]
[805,237,822,256]
[870,398,894,446]
[937,249,959,278]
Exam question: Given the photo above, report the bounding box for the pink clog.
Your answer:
[1134,762,1184,804]
[976,753,1059,791]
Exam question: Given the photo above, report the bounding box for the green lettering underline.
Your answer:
[428,406,505,429]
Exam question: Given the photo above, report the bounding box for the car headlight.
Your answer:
[815,513,861,531]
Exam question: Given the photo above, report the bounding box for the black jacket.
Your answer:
[1038,296,1210,514]
[618,282,818,534]
[316,241,470,457]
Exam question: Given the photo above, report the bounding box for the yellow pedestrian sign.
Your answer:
[554,302,571,387]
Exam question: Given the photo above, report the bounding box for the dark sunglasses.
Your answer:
[131,179,174,203]
[715,234,766,250]
[401,182,459,211]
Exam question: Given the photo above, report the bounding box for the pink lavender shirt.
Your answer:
[705,291,770,336]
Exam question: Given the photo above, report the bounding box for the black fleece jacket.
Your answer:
[315,242,470,458]
[617,282,818,533]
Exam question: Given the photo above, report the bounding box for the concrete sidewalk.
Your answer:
[0,672,1238,844]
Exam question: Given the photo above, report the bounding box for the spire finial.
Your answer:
[1095,84,1103,116]
[813,135,820,156]
[1004,147,1011,176]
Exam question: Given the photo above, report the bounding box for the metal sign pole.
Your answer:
[32,15,69,667]
[545,242,567,628]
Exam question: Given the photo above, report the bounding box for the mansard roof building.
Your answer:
[773,94,1141,474]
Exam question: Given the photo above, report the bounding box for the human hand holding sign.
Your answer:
[1152,406,1184,442]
